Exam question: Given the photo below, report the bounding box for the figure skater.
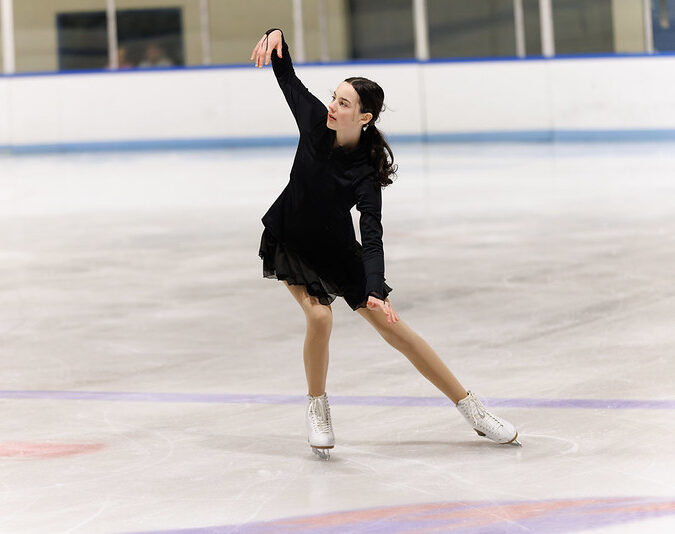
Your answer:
[251,28,521,459]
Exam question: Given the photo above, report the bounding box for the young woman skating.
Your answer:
[252,28,521,459]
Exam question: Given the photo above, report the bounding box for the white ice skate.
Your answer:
[456,391,521,446]
[306,393,335,460]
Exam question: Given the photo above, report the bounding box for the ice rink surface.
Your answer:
[0,141,674,533]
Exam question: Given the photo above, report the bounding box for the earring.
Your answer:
[362,124,368,131]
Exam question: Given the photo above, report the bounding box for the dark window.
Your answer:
[653,0,675,51]
[523,0,542,56]
[552,0,614,55]
[57,11,108,70]
[117,9,184,68]
[427,0,516,59]
[348,0,415,59]
[56,8,184,71]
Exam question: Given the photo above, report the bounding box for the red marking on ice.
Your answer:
[0,442,105,458]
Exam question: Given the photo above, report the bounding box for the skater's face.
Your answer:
[327,82,372,133]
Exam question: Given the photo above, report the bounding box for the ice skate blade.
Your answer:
[505,432,522,446]
[473,429,522,446]
[311,447,330,460]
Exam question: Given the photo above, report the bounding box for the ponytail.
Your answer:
[344,76,398,189]
[363,124,397,188]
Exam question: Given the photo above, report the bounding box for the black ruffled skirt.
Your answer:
[258,227,392,311]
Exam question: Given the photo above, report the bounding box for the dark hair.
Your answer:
[344,77,398,188]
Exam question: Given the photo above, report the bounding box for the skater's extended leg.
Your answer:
[284,281,332,397]
[358,302,520,445]
[357,302,468,404]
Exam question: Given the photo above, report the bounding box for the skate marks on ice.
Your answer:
[128,497,675,533]
[0,442,105,459]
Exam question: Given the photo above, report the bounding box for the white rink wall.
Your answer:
[1,55,675,150]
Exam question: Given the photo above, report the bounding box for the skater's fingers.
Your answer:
[386,303,397,324]
[389,304,399,323]
[264,38,275,65]
[379,302,392,323]
[252,47,262,64]
[251,36,265,61]
[255,40,265,67]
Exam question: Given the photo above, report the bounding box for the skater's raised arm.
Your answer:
[250,28,328,137]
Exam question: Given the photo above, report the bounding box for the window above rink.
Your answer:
[3,0,674,75]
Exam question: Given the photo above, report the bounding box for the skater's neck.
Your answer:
[333,129,361,152]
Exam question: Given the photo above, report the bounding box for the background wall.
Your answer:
[13,0,204,71]
[1,54,674,151]
[6,0,661,73]
[10,0,352,71]
[612,0,646,53]
[209,0,294,66]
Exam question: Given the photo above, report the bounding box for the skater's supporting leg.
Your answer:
[284,281,332,397]
[357,302,468,404]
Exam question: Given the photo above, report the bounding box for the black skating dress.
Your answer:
[258,28,392,311]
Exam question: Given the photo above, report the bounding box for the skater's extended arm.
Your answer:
[250,28,328,137]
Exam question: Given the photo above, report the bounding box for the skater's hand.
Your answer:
[367,296,399,324]
[250,30,283,68]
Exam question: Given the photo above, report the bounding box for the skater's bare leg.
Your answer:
[357,301,468,404]
[284,281,332,397]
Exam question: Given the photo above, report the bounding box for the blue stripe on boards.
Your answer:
[4,129,675,153]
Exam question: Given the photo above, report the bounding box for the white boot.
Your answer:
[306,392,335,459]
[456,391,521,446]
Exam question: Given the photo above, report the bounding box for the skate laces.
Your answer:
[465,392,503,429]
[308,394,332,433]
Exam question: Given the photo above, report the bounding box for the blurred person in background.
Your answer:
[117,45,135,69]
[139,42,173,67]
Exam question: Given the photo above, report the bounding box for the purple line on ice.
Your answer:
[124,496,675,534]
[0,390,673,409]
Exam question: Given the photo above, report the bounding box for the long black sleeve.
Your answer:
[354,175,386,300]
[265,28,328,137]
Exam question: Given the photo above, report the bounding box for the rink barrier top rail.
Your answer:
[1,50,675,78]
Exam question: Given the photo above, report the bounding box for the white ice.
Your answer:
[0,141,674,533]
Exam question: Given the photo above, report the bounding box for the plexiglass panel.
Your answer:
[0,5,4,72]
[347,0,415,59]
[523,0,542,56]
[428,0,516,59]
[8,0,655,73]
[114,0,203,68]
[552,0,614,55]
[653,0,675,51]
